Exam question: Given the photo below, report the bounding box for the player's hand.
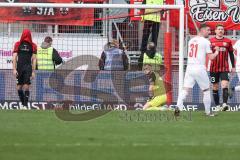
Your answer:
[147,96,153,102]
[214,46,220,51]
[31,72,35,80]
[123,46,127,51]
[13,69,18,77]
[231,68,236,73]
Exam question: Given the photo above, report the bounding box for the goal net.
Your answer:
[0,1,184,110]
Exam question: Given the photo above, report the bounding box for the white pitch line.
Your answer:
[0,142,239,147]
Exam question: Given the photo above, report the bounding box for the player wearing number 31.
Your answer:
[176,24,219,117]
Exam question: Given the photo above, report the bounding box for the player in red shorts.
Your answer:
[209,24,235,111]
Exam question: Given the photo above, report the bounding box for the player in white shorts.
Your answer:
[175,24,220,116]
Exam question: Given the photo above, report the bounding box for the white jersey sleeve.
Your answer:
[205,39,212,54]
[233,40,240,71]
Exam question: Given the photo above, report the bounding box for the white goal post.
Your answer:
[0,2,185,101]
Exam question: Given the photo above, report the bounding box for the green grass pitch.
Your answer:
[0,110,240,160]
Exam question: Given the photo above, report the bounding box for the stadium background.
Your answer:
[0,0,240,111]
[1,2,240,160]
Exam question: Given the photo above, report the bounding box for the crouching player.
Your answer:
[142,64,167,110]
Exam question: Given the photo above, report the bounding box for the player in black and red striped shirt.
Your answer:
[209,24,235,111]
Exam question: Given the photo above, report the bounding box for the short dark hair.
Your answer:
[199,23,209,30]
[44,36,53,43]
[147,42,155,50]
[215,23,224,29]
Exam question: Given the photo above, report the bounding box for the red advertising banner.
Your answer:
[169,0,240,30]
[0,0,105,26]
[130,0,143,21]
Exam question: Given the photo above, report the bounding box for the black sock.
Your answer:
[18,90,24,104]
[223,88,228,104]
[24,90,30,106]
[213,90,219,106]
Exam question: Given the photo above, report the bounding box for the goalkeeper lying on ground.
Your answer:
[142,64,167,110]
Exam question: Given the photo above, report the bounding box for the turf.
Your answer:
[0,110,240,160]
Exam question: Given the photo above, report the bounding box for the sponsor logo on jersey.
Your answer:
[223,42,228,47]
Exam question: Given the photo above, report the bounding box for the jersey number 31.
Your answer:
[189,43,198,58]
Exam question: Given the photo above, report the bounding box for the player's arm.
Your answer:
[148,72,156,98]
[12,42,19,77]
[229,50,235,68]
[31,53,37,79]
[228,40,236,72]
[149,83,155,98]
[32,54,36,71]
[233,41,238,59]
[207,42,219,60]
[208,49,219,60]
[12,52,18,77]
[233,50,237,59]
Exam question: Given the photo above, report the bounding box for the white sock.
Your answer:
[234,85,240,91]
[177,90,187,111]
[203,90,211,114]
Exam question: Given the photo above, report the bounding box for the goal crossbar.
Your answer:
[0,2,185,99]
[0,3,183,9]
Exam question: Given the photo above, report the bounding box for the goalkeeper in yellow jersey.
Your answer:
[142,64,167,110]
[141,42,167,110]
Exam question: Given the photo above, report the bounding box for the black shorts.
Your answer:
[210,72,229,84]
[16,65,32,85]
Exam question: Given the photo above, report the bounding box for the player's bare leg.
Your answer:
[143,102,151,110]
